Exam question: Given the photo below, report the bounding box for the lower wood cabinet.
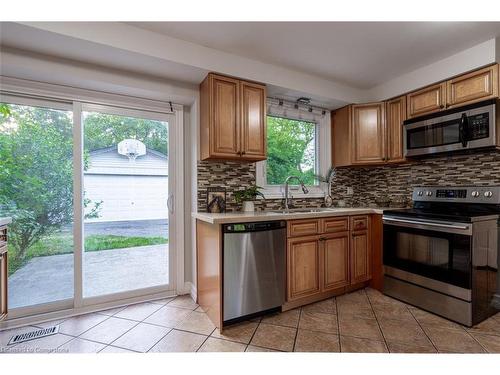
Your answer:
[323,232,350,291]
[350,229,371,284]
[287,236,321,301]
[286,215,371,303]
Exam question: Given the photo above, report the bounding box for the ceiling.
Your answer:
[130,22,500,89]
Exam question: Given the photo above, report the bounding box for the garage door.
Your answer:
[84,174,169,222]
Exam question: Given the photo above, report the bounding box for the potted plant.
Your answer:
[234,185,265,212]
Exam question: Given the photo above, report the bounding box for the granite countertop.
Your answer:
[192,207,394,225]
[0,217,12,226]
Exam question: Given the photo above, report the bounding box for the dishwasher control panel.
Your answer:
[224,221,286,233]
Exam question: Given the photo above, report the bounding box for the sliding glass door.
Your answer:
[0,94,179,319]
[81,104,173,299]
[0,99,74,311]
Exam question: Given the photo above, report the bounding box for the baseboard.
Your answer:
[183,281,197,303]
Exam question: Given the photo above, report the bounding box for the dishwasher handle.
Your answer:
[223,221,286,233]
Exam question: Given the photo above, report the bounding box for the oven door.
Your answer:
[383,216,472,297]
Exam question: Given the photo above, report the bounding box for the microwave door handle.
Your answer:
[459,113,469,147]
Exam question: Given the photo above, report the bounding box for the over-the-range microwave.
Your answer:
[403,99,500,157]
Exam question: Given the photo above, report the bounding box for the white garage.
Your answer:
[84,145,168,222]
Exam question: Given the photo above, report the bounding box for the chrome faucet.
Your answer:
[284,176,309,210]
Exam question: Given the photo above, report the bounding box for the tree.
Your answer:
[0,104,100,261]
[266,116,316,185]
[83,112,168,155]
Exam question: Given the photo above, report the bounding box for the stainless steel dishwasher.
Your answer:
[223,220,286,323]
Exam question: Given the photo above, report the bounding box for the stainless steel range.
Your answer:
[383,186,500,326]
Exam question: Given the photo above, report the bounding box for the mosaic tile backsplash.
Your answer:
[197,150,500,212]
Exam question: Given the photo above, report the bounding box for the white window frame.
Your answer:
[256,101,331,199]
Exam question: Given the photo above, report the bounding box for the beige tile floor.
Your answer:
[1,289,500,353]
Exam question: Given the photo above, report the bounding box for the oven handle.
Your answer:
[383,216,471,231]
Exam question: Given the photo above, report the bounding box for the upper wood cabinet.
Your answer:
[446,64,498,108]
[385,96,407,163]
[331,105,352,167]
[351,103,386,164]
[407,82,446,119]
[240,81,266,159]
[332,102,399,167]
[200,73,266,161]
[406,64,499,119]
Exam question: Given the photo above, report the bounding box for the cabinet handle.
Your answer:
[319,237,327,241]
[241,151,246,155]
[440,104,445,109]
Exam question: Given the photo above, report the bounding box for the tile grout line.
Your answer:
[406,307,439,352]
[291,308,301,352]
[245,318,263,351]
[334,297,342,352]
[195,327,216,352]
[364,289,390,353]
[459,326,489,353]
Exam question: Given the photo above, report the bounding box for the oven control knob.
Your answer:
[484,191,493,198]
[417,191,423,196]
[471,191,480,198]
[425,191,433,196]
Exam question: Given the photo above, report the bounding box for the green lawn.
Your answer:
[8,233,168,275]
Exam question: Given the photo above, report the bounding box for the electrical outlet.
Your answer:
[346,187,354,196]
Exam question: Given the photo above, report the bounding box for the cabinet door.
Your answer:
[210,74,241,158]
[240,81,266,161]
[447,65,499,108]
[385,96,407,163]
[407,83,446,119]
[322,232,350,291]
[352,103,385,164]
[331,106,352,167]
[287,236,321,301]
[350,230,371,284]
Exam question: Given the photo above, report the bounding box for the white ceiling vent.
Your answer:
[118,139,146,162]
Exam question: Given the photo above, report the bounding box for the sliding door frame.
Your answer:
[0,77,185,328]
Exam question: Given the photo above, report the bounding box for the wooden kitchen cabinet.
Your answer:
[332,102,392,167]
[200,73,266,161]
[285,215,374,309]
[322,232,350,291]
[352,103,386,164]
[385,96,407,163]
[350,215,371,284]
[287,236,321,301]
[240,81,266,159]
[407,82,446,119]
[446,64,499,108]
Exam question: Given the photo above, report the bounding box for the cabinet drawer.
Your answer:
[322,217,349,233]
[288,219,320,237]
[350,216,368,231]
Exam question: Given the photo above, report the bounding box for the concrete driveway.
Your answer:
[9,244,169,309]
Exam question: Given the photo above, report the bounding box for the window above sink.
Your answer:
[256,98,331,199]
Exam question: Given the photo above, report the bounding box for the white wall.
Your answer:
[368,38,498,101]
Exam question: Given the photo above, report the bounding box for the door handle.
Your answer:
[167,194,174,214]
[459,113,469,147]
